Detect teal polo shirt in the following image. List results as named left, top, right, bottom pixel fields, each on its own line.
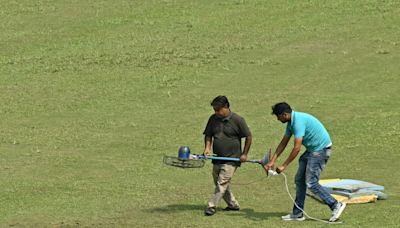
left=285, top=111, right=332, bottom=152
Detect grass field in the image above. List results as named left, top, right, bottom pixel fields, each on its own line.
left=1, top=0, right=399, bottom=227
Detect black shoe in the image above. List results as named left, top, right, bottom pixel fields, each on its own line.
left=223, top=206, right=240, bottom=211
left=205, top=207, right=216, bottom=216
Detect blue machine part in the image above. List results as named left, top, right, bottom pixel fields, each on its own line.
left=178, top=146, right=191, bottom=160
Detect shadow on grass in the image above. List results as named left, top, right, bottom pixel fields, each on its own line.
left=224, top=208, right=285, bottom=221
left=147, top=204, right=204, bottom=213
left=147, top=204, right=285, bottom=221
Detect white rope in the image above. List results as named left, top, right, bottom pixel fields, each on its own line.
left=278, top=172, right=343, bottom=224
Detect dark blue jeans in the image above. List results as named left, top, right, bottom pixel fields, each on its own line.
left=292, top=148, right=338, bottom=215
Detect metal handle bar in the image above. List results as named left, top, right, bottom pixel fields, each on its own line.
left=195, top=155, right=261, bottom=164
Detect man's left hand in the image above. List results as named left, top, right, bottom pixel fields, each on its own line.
left=240, top=154, right=247, bottom=162
left=276, top=165, right=286, bottom=174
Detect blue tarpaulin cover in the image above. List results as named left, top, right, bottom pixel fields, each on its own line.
left=322, top=179, right=384, bottom=193
left=307, top=179, right=387, bottom=203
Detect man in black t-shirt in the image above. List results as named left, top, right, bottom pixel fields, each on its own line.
left=203, top=96, right=252, bottom=216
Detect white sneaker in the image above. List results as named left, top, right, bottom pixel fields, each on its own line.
left=281, top=213, right=305, bottom=221
left=329, top=202, right=346, bottom=222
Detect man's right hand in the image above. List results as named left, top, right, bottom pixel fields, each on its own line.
left=263, top=161, right=275, bottom=172
left=203, top=148, right=211, bottom=156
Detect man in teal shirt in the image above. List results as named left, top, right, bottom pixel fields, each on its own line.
left=264, top=102, right=346, bottom=222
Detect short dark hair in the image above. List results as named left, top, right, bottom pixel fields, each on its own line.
left=211, top=95, right=230, bottom=109
left=271, top=102, right=292, bottom=116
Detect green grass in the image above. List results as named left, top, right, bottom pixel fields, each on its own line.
left=1, top=0, right=399, bottom=226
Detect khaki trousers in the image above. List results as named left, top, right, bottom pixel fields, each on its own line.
left=207, top=163, right=239, bottom=208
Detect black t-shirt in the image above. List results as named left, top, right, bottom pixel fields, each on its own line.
left=203, top=112, right=251, bottom=166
